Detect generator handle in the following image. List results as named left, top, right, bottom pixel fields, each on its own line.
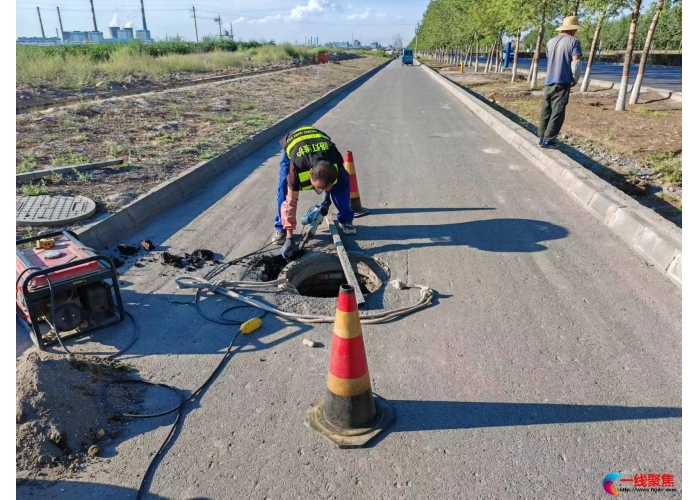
left=16, top=229, right=81, bottom=247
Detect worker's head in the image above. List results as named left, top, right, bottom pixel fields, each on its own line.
left=310, top=160, right=338, bottom=193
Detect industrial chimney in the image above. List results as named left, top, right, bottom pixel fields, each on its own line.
left=140, top=0, right=148, bottom=32
left=89, top=0, right=98, bottom=32
left=37, top=7, right=46, bottom=38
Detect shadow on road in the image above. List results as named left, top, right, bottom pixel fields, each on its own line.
left=368, top=207, right=495, bottom=215
left=356, top=218, right=568, bottom=254
left=16, top=480, right=174, bottom=500
left=368, top=398, right=681, bottom=446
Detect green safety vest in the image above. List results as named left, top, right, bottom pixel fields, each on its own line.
left=283, top=126, right=338, bottom=191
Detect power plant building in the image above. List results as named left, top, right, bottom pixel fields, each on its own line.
left=135, top=30, right=151, bottom=41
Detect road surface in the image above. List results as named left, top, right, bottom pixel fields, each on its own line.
left=509, top=57, right=680, bottom=92
left=17, top=59, right=681, bottom=499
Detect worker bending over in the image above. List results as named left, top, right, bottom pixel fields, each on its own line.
left=272, top=126, right=356, bottom=259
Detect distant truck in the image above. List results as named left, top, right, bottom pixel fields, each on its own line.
left=401, top=48, right=413, bottom=66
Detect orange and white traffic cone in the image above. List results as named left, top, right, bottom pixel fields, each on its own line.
left=305, top=284, right=393, bottom=448
left=345, top=151, right=370, bottom=217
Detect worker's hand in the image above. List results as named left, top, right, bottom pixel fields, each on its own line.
left=281, top=237, right=299, bottom=260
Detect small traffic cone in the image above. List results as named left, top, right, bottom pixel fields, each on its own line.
left=344, top=151, right=370, bottom=217
left=305, top=284, right=393, bottom=448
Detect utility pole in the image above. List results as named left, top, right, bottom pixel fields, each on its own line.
left=191, top=6, right=199, bottom=42
left=37, top=7, right=46, bottom=38
left=230, top=22, right=233, bottom=40
left=56, top=7, right=64, bottom=39
left=214, top=15, right=223, bottom=37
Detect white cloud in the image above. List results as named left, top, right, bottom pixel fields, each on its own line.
left=345, top=8, right=370, bottom=20
left=257, top=14, right=283, bottom=23
left=232, top=17, right=246, bottom=23
left=288, top=0, right=334, bottom=20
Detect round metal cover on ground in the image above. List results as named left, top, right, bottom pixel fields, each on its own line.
left=16, top=195, right=96, bottom=227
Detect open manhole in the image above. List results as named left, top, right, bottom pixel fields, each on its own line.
left=277, top=251, right=387, bottom=298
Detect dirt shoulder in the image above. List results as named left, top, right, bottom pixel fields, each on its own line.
left=16, top=56, right=384, bottom=237
left=424, top=60, right=682, bottom=227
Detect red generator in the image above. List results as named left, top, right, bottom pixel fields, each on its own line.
left=16, top=230, right=124, bottom=351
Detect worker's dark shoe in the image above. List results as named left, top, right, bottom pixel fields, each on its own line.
left=540, top=140, right=557, bottom=149
left=270, top=230, right=286, bottom=245
left=538, top=137, right=544, bottom=146
left=338, top=222, right=357, bottom=235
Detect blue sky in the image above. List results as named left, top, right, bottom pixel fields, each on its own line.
left=15, top=0, right=426, bottom=45
left=15, top=0, right=658, bottom=46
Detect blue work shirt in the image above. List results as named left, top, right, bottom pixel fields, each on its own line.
left=544, top=34, right=582, bottom=85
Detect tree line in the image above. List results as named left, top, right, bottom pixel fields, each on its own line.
left=410, top=0, right=681, bottom=110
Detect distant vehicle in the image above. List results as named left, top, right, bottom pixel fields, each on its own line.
left=402, top=48, right=413, bottom=66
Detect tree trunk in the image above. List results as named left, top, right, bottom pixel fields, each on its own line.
left=511, top=29, right=521, bottom=82
left=530, top=19, right=545, bottom=89
left=580, top=8, right=606, bottom=92
left=474, top=41, right=480, bottom=72
left=485, top=42, right=495, bottom=73
left=615, top=0, right=642, bottom=110
left=466, top=43, right=471, bottom=67
left=527, top=57, right=534, bottom=82
left=629, top=0, right=665, bottom=103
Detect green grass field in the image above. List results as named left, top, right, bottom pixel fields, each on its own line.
left=16, top=43, right=374, bottom=88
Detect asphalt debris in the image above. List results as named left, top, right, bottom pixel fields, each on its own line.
left=116, top=244, right=139, bottom=256
left=161, top=248, right=215, bottom=270
left=141, top=239, right=155, bottom=251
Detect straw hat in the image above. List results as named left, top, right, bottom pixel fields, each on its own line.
left=556, top=15, right=583, bottom=31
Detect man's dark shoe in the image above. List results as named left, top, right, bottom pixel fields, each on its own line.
left=540, top=140, right=557, bottom=149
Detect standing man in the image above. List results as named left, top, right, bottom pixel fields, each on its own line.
left=538, top=15, right=583, bottom=148
left=272, top=125, right=356, bottom=259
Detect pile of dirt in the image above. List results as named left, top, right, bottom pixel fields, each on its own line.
left=16, top=352, right=140, bottom=476
left=161, top=248, right=216, bottom=271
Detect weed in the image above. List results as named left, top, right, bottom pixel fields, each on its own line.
left=242, top=102, right=256, bottom=110
left=24, top=227, right=35, bottom=238
left=633, top=107, right=668, bottom=117
left=603, top=129, right=617, bottom=141
left=72, top=167, right=93, bottom=184
left=17, top=153, right=38, bottom=173
left=21, top=180, right=48, bottom=196
left=52, top=151, right=89, bottom=166
left=213, top=112, right=241, bottom=124
left=77, top=132, right=91, bottom=142
left=49, top=171, right=65, bottom=184
left=243, top=114, right=266, bottom=127
left=106, top=143, right=128, bottom=159
left=644, top=152, right=681, bottom=184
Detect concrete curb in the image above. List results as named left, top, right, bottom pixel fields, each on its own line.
left=76, top=58, right=392, bottom=250
left=17, top=159, right=124, bottom=182
left=514, top=67, right=681, bottom=102
left=421, top=63, right=682, bottom=289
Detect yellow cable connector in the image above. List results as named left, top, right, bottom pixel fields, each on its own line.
left=239, top=317, right=262, bottom=335
left=36, top=238, right=56, bottom=249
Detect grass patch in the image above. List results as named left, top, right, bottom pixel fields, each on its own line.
left=106, top=143, right=128, bottom=159
left=242, top=102, right=256, bottom=110
left=17, top=153, right=38, bottom=173
left=603, top=129, right=617, bottom=141
left=644, top=152, right=681, bottom=183
left=213, top=112, right=241, bottom=124
left=72, top=167, right=93, bottom=184
left=20, top=180, right=48, bottom=196
left=51, top=151, right=89, bottom=166
left=243, top=114, right=266, bottom=127
left=633, top=107, right=668, bottom=117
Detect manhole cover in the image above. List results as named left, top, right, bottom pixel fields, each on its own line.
left=278, top=251, right=387, bottom=298
left=16, top=195, right=96, bottom=227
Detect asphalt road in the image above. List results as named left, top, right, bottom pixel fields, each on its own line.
left=17, top=60, right=682, bottom=499
left=509, top=57, right=681, bottom=92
